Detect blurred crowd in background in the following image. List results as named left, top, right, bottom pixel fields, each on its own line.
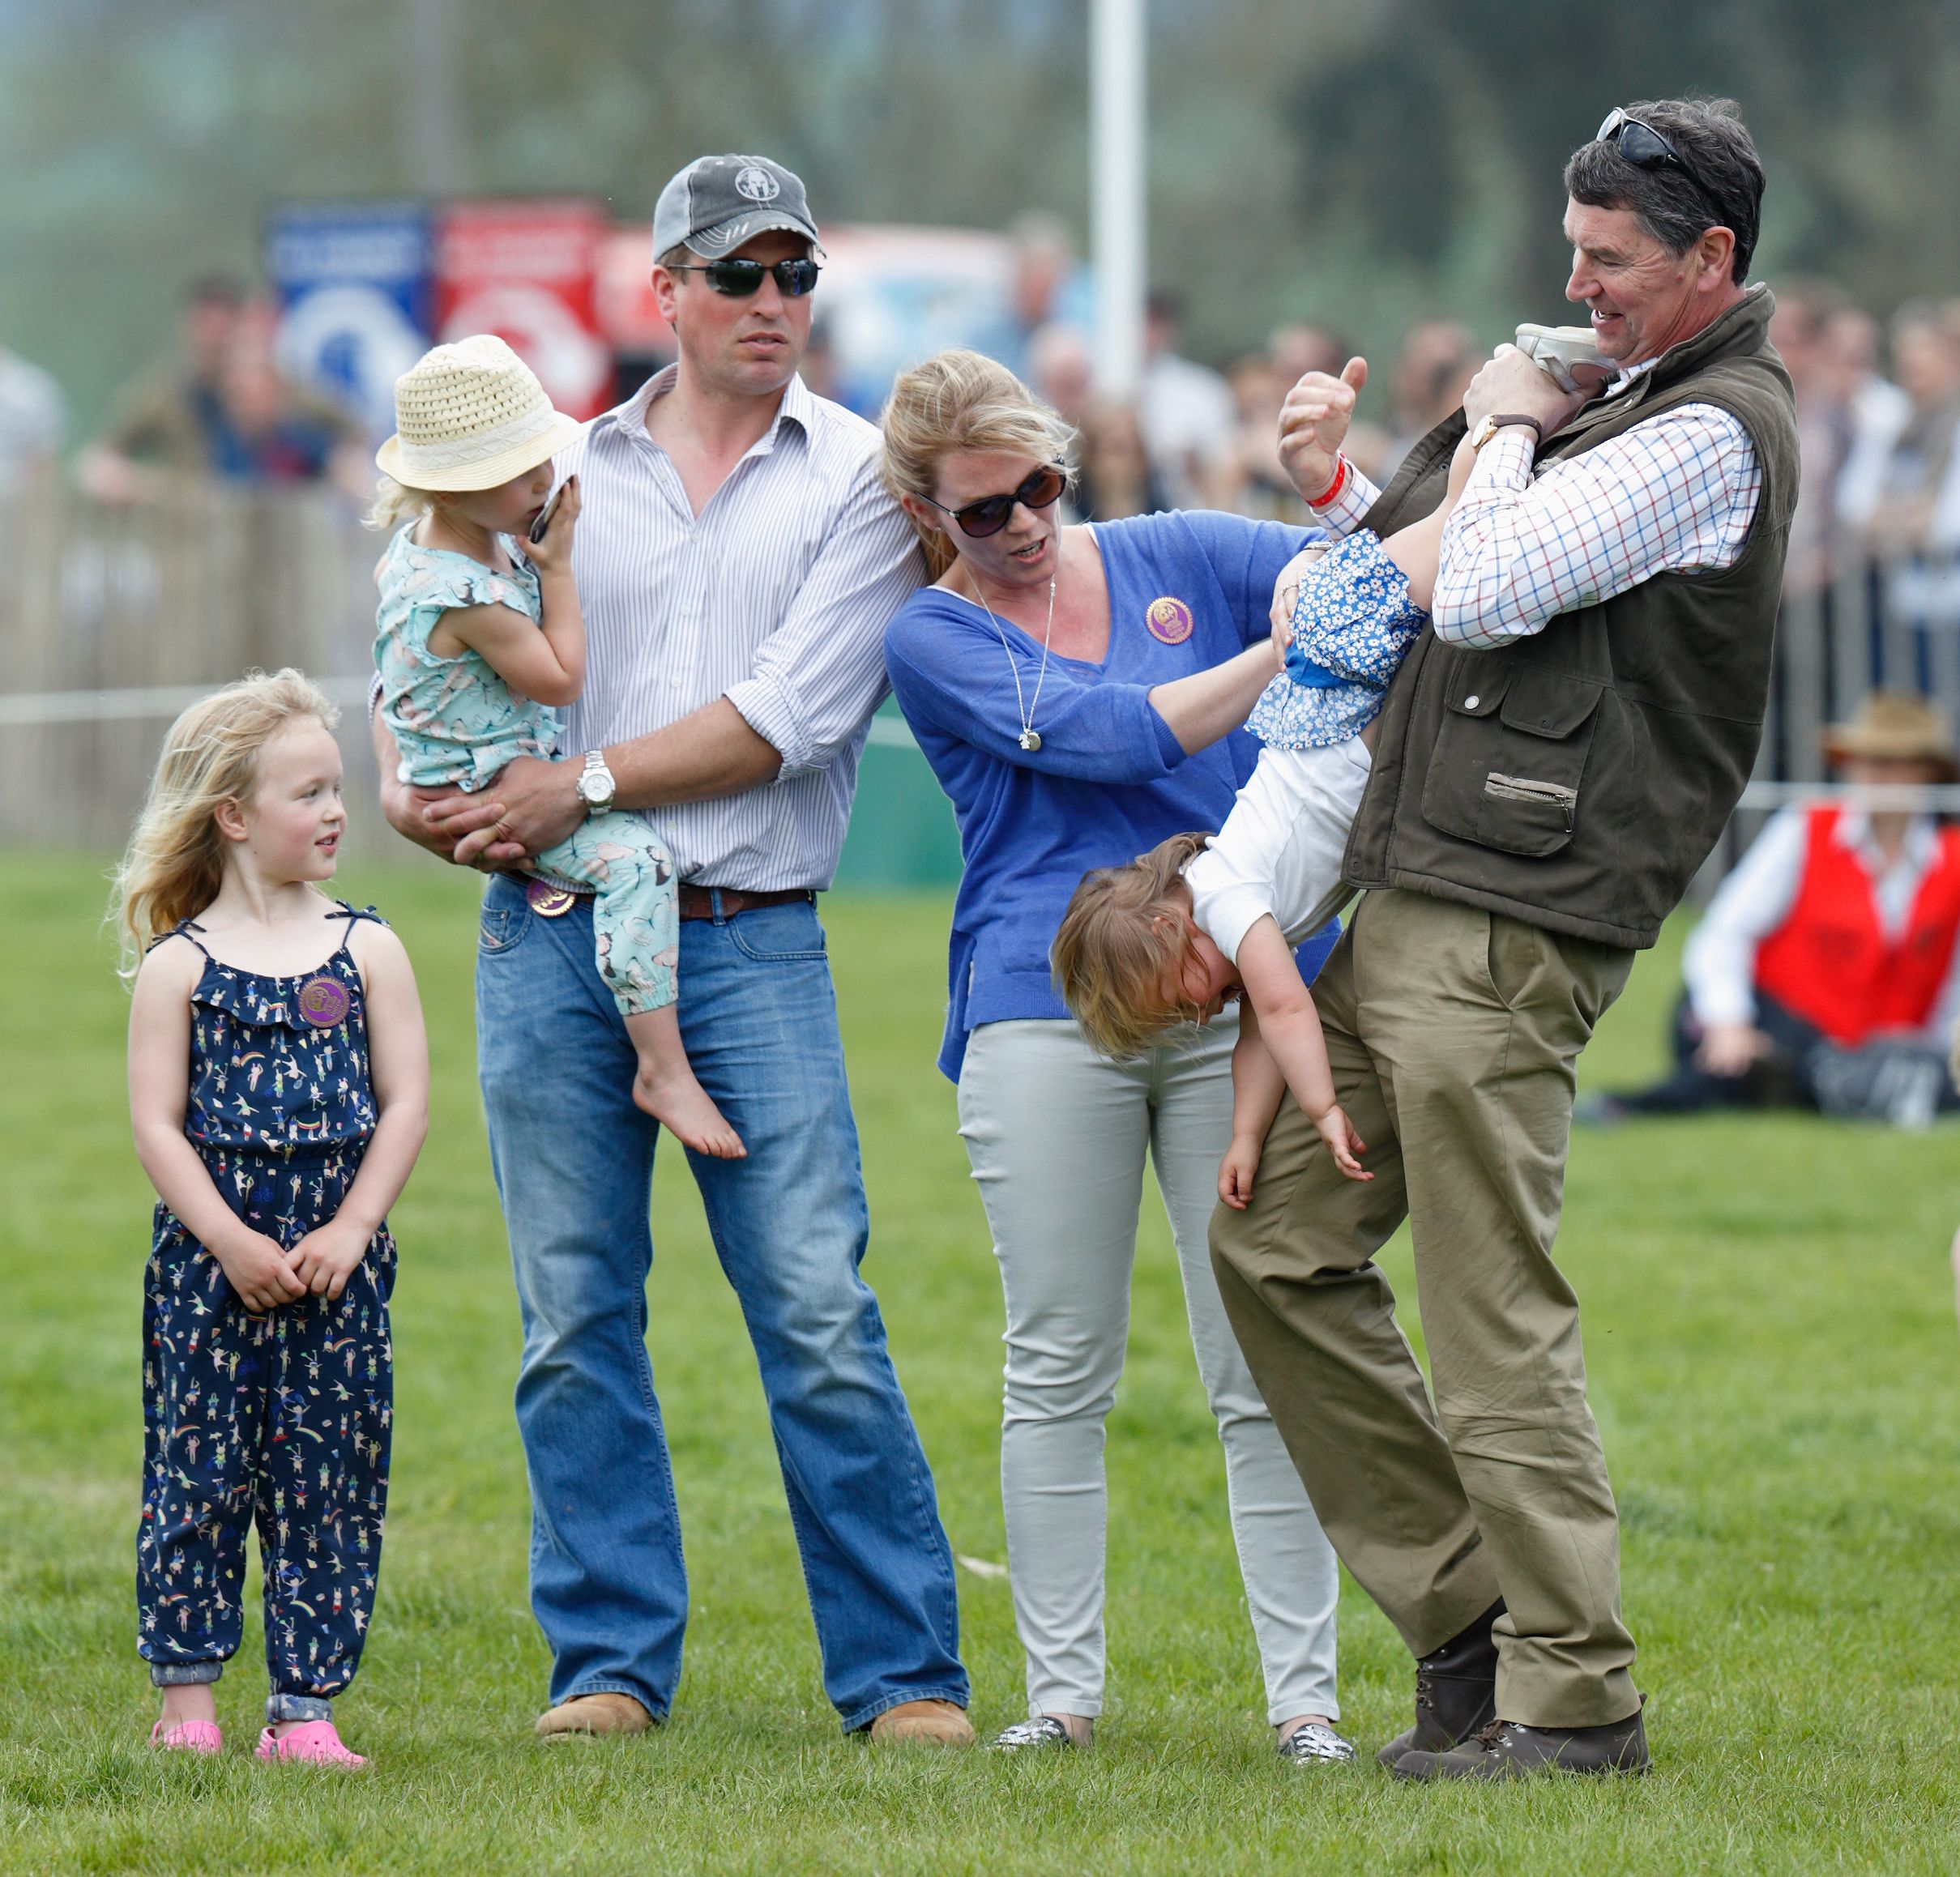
left=3, top=275, right=371, bottom=508
left=6, top=211, right=1960, bottom=633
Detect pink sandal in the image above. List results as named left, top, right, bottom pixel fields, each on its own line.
left=151, top=1717, right=223, bottom=1755
left=256, top=1720, right=367, bottom=1768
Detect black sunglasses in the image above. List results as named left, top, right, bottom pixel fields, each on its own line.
left=921, top=464, right=1069, bottom=540
left=1595, top=108, right=1721, bottom=211
left=668, top=257, right=822, bottom=298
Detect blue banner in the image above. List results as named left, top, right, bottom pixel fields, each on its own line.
left=267, top=201, right=433, bottom=438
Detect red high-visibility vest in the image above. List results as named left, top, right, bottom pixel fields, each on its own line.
left=1753, top=807, right=1960, bottom=1044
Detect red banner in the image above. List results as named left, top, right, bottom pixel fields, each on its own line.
left=434, top=198, right=612, bottom=420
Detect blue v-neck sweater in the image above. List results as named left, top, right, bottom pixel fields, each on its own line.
left=885, top=508, right=1339, bottom=1081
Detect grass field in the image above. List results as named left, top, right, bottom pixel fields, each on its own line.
left=4, top=847, right=1960, bottom=1874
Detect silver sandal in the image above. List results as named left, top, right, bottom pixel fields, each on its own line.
left=1278, top=1721, right=1356, bottom=1764
left=989, top=1717, right=1075, bottom=1751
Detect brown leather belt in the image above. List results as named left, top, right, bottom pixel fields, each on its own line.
left=677, top=885, right=816, bottom=922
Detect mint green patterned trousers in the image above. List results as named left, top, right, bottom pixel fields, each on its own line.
left=535, top=813, right=679, bottom=1017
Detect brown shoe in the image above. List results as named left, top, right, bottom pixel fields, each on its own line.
left=1393, top=1708, right=1650, bottom=1781
left=1375, top=1598, right=1504, bottom=1770
left=867, top=1700, right=976, bottom=1747
left=536, top=1691, right=655, bottom=1740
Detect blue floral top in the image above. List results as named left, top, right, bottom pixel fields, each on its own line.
left=374, top=525, right=556, bottom=792
left=1245, top=529, right=1427, bottom=751
left=162, top=904, right=385, bottom=1156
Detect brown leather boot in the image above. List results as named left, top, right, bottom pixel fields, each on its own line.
left=867, top=1700, right=976, bottom=1747
left=1394, top=1708, right=1651, bottom=1781
left=536, top=1691, right=655, bottom=1740
left=1375, top=1598, right=1504, bottom=1770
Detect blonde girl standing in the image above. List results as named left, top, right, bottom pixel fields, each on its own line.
left=119, top=671, right=427, bottom=1766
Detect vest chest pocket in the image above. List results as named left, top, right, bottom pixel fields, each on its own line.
left=1420, top=663, right=1605, bottom=857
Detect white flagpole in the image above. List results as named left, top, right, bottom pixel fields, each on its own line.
left=1091, top=0, right=1146, bottom=400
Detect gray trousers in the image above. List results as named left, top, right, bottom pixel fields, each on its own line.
left=958, top=1017, right=1341, bottom=1724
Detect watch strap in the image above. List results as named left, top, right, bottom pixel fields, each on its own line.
left=1485, top=413, right=1544, bottom=442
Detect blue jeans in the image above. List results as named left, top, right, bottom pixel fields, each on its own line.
left=475, top=874, right=967, bottom=1730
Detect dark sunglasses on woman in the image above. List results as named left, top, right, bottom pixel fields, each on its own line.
left=668, top=257, right=822, bottom=298
left=1595, top=108, right=1720, bottom=209
left=922, top=464, right=1070, bottom=540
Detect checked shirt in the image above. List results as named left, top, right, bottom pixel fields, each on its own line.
left=1313, top=365, right=1763, bottom=650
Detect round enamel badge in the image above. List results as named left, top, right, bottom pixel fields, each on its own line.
left=297, top=975, right=351, bottom=1028
left=526, top=878, right=578, bottom=918
left=1146, top=595, right=1194, bottom=644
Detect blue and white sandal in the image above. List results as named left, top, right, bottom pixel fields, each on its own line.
left=989, top=1717, right=1075, bottom=1751
left=1278, top=1721, right=1356, bottom=1765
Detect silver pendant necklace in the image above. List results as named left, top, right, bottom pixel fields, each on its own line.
left=971, top=570, right=1057, bottom=752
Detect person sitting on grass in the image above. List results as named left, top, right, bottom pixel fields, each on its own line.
left=117, top=670, right=429, bottom=1768
left=372, top=335, right=741, bottom=1156
left=1591, top=691, right=1960, bottom=1128
left=1053, top=439, right=1476, bottom=1201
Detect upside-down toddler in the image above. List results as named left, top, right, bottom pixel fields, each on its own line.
left=372, top=335, right=741, bottom=1157
left=1055, top=438, right=1475, bottom=1200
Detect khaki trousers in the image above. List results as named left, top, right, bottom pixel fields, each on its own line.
left=1209, top=889, right=1639, bottom=1730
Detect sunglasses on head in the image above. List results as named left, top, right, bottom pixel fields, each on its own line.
left=1595, top=108, right=1720, bottom=209
left=668, top=257, right=822, bottom=298
left=921, top=464, right=1069, bottom=540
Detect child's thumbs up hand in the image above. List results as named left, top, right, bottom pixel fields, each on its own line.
left=1278, top=356, right=1366, bottom=506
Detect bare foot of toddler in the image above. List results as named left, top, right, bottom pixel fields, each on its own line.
left=626, top=1005, right=745, bottom=1157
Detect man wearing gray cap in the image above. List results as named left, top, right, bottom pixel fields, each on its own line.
left=375, top=154, right=971, bottom=1745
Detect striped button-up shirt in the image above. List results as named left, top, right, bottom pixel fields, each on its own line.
left=1313, top=365, right=1761, bottom=651
left=554, top=366, right=923, bottom=890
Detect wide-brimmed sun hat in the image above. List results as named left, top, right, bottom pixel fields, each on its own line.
left=375, top=335, right=583, bottom=492
left=1823, top=689, right=1960, bottom=776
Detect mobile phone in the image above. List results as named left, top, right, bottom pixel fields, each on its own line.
left=528, top=483, right=566, bottom=545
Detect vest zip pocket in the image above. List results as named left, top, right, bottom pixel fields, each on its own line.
left=1419, top=655, right=1603, bottom=857
left=1484, top=773, right=1578, bottom=825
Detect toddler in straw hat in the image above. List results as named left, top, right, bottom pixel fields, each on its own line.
left=371, top=335, right=742, bottom=1156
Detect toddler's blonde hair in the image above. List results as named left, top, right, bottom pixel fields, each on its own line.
left=1052, top=832, right=1214, bottom=1060
left=880, top=348, right=1077, bottom=581
left=112, top=668, right=340, bottom=979
left=365, top=475, right=438, bottom=532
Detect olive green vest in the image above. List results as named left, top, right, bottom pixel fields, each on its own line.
left=1344, top=286, right=1799, bottom=949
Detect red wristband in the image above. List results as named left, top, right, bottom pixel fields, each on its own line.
left=1306, top=452, right=1349, bottom=510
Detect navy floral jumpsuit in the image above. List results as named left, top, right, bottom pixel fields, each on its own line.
left=137, top=905, right=396, bottom=1727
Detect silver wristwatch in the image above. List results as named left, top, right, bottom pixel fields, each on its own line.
left=576, top=749, right=617, bottom=817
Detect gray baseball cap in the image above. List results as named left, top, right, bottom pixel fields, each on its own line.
left=652, top=154, right=823, bottom=261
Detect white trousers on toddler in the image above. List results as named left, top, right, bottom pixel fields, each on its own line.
left=956, top=1014, right=1342, bottom=1725
left=1184, top=736, right=1373, bottom=963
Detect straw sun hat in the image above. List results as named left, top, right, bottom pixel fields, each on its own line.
left=374, top=335, right=582, bottom=492
left=1823, top=690, right=1960, bottom=777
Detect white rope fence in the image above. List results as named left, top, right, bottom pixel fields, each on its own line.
left=1736, top=782, right=1960, bottom=811
left=0, top=678, right=374, bottom=728
left=0, top=680, right=926, bottom=749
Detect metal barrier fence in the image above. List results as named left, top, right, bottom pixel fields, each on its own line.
left=2, top=484, right=1954, bottom=890
left=0, top=483, right=966, bottom=885
left=0, top=484, right=385, bottom=855
left=1700, top=556, right=1960, bottom=899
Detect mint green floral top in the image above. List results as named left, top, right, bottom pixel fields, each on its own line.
left=374, top=526, right=557, bottom=791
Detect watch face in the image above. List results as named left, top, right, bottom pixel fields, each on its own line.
left=579, top=773, right=609, bottom=803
